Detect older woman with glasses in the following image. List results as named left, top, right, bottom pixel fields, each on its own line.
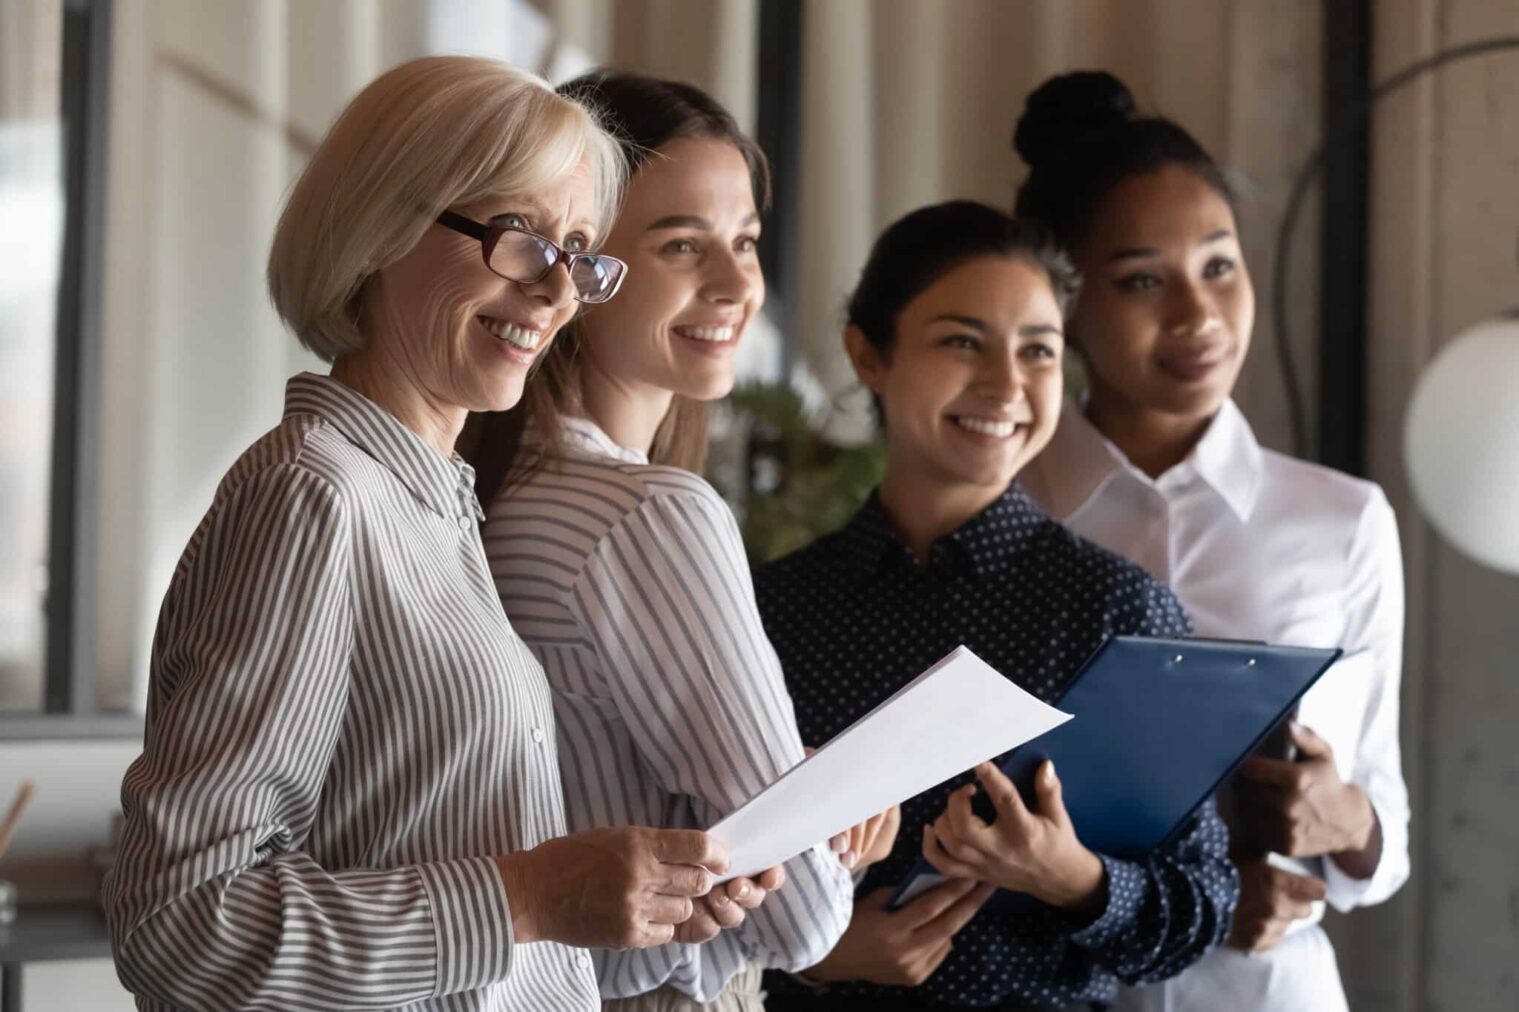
left=104, top=57, right=725, bottom=1012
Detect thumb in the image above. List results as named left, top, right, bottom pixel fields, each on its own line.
left=1283, top=870, right=1329, bottom=902
left=1290, top=722, right=1333, bottom=760
left=1034, top=760, right=1068, bottom=824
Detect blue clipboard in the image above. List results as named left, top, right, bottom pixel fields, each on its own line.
left=888, top=635, right=1341, bottom=910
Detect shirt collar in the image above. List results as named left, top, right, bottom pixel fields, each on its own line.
left=1187, top=398, right=1263, bottom=522
left=1022, top=401, right=1129, bottom=523
left=837, top=483, right=1051, bottom=582
left=283, top=372, right=483, bottom=521
left=555, top=415, right=650, bottom=465
left=1026, top=398, right=1263, bottom=523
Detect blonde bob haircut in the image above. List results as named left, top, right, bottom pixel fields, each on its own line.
left=268, top=56, right=625, bottom=362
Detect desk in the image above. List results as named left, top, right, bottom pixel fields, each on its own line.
left=0, top=904, right=113, bottom=1012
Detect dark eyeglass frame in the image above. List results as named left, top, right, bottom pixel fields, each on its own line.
left=436, top=209, right=627, bottom=304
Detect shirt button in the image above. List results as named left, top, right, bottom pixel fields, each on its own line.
left=531, top=727, right=546, bottom=744
left=575, top=953, right=591, bottom=970
left=457, top=515, right=472, bottom=531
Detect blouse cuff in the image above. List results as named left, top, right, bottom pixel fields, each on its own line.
left=1323, top=794, right=1405, bottom=912
left=1067, top=855, right=1147, bottom=948
left=416, top=857, right=517, bottom=996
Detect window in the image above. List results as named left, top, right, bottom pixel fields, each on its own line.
left=0, top=0, right=135, bottom=736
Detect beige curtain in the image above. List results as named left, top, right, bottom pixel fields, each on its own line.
left=794, top=0, right=1323, bottom=446
left=1361, top=2, right=1519, bottom=1010
left=0, top=0, right=63, bottom=711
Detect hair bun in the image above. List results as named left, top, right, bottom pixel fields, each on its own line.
left=1013, top=70, right=1135, bottom=167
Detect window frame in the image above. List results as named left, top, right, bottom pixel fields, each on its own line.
left=0, top=0, right=141, bottom=739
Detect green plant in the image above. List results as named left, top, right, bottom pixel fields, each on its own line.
left=711, top=382, right=885, bottom=564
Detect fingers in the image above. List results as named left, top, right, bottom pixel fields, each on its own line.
left=674, top=903, right=722, bottom=944
left=830, top=830, right=852, bottom=865
left=1275, top=867, right=1329, bottom=904
left=656, top=860, right=717, bottom=898
left=852, top=812, right=885, bottom=866
left=857, top=885, right=900, bottom=911
left=929, top=813, right=989, bottom=868
left=703, top=891, right=746, bottom=931
left=945, top=784, right=991, bottom=843
left=756, top=865, right=786, bottom=893
left=651, top=829, right=730, bottom=875
left=1289, top=722, right=1333, bottom=759
left=1236, top=756, right=1303, bottom=789
left=644, top=894, right=696, bottom=927
left=846, top=822, right=866, bottom=867
left=898, top=876, right=979, bottom=928
left=1032, top=760, right=1069, bottom=825
left=921, top=825, right=982, bottom=882
left=1230, top=911, right=1290, bottom=952
left=975, top=762, right=1035, bottom=830
left=914, top=936, right=955, bottom=983
left=723, top=875, right=769, bottom=911
left=639, top=922, right=676, bottom=948
left=916, top=881, right=995, bottom=940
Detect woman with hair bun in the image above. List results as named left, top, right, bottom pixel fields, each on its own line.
left=1016, top=70, right=1410, bottom=1012
left=755, top=200, right=1238, bottom=1012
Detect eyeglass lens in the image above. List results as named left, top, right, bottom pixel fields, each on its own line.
left=489, top=230, right=621, bottom=303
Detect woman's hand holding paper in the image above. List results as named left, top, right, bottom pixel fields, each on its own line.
left=672, top=865, right=786, bottom=942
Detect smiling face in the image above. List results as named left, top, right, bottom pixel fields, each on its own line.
left=850, top=255, right=1066, bottom=497
left=574, top=137, right=764, bottom=402
left=361, top=158, right=599, bottom=414
left=1067, top=164, right=1254, bottom=423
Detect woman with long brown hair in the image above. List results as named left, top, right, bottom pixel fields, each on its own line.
left=469, top=72, right=886, bottom=1010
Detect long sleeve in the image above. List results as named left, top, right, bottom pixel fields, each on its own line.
left=1067, top=800, right=1237, bottom=984
left=1323, top=487, right=1410, bottom=910
left=106, top=464, right=516, bottom=1011
left=1062, top=577, right=1239, bottom=983
left=568, top=487, right=853, bottom=1001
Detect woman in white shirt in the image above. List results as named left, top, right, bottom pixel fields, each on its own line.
left=466, top=71, right=882, bottom=1011
left=1012, top=71, right=1410, bottom=1012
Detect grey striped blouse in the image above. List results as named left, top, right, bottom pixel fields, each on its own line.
left=105, top=373, right=601, bottom=1011
left=482, top=416, right=854, bottom=1003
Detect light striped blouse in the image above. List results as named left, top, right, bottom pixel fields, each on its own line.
left=105, top=373, right=601, bottom=1012
left=482, top=416, right=854, bottom=1003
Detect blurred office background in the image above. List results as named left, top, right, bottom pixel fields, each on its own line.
left=1, top=1, right=1515, bottom=1007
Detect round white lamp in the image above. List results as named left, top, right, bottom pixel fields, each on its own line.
left=1404, top=312, right=1519, bottom=574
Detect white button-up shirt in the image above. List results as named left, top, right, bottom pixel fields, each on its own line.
left=1022, top=399, right=1410, bottom=1012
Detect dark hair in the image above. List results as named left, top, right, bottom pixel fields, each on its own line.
left=559, top=70, right=771, bottom=210
left=1012, top=71, right=1234, bottom=249
left=466, top=71, right=771, bottom=501
left=847, top=200, right=1079, bottom=361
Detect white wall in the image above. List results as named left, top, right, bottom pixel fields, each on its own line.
left=1350, top=2, right=1519, bottom=1008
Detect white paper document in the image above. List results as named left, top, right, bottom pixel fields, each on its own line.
left=709, top=645, right=1071, bottom=880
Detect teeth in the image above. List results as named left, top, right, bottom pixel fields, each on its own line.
left=677, top=325, right=736, bottom=343
left=954, top=416, right=1019, bottom=438
left=480, top=317, right=541, bottom=350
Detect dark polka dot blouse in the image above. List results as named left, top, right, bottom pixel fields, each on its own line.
left=754, top=484, right=1239, bottom=1009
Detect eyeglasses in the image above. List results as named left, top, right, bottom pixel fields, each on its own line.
left=436, top=209, right=627, bottom=304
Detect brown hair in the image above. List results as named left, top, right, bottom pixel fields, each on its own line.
left=466, top=70, right=771, bottom=504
